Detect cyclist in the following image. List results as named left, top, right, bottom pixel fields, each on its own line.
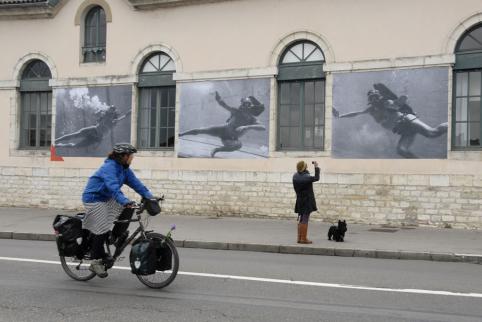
left=82, top=143, right=154, bottom=277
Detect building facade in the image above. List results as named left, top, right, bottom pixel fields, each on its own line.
left=0, top=0, right=482, bottom=228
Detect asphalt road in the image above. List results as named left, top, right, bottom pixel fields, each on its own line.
left=0, top=239, right=481, bottom=322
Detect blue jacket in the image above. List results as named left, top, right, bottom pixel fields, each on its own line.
left=82, top=158, right=153, bottom=206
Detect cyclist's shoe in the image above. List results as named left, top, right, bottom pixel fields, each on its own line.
left=114, top=231, right=129, bottom=248
left=103, top=255, right=115, bottom=270
left=89, top=259, right=108, bottom=278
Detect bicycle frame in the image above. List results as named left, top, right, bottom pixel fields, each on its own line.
left=110, top=208, right=148, bottom=259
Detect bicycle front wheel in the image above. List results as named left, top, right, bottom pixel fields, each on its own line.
left=136, top=233, right=179, bottom=289
left=60, top=255, right=96, bottom=281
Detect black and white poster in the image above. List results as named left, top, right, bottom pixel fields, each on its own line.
left=332, top=67, right=448, bottom=159
left=178, top=78, right=270, bottom=158
left=54, top=85, right=132, bottom=157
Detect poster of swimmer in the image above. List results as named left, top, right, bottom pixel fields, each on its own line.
left=332, top=67, right=448, bottom=159
left=54, top=85, right=132, bottom=157
left=178, top=78, right=270, bottom=158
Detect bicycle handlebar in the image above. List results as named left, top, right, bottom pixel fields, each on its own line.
left=126, top=195, right=164, bottom=209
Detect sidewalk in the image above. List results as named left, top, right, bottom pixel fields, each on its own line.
left=0, top=207, right=481, bottom=264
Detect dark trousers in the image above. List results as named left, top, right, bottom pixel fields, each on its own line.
left=90, top=233, right=108, bottom=259
left=90, top=208, right=134, bottom=260
left=112, top=207, right=135, bottom=238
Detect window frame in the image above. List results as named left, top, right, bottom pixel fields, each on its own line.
left=137, top=52, right=176, bottom=151
left=19, top=60, right=52, bottom=150
left=452, top=23, right=482, bottom=150
left=452, top=69, right=482, bottom=150
left=82, top=5, right=107, bottom=63
left=276, top=40, right=325, bottom=151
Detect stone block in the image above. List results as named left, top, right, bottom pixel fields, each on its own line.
left=406, top=175, right=429, bottom=186
left=429, top=175, right=450, bottom=187
left=364, top=174, right=391, bottom=185
left=266, top=172, right=281, bottom=183
left=450, top=175, right=473, bottom=187
left=391, top=175, right=407, bottom=185
left=49, top=168, right=65, bottom=177
left=64, top=169, right=80, bottom=178
left=2, top=167, right=15, bottom=176
left=338, top=174, right=364, bottom=185
left=151, top=170, right=169, bottom=180
left=246, top=171, right=268, bottom=182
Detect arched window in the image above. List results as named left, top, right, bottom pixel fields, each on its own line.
left=137, top=52, right=176, bottom=149
left=453, top=23, right=482, bottom=149
left=277, top=41, right=325, bottom=150
left=83, top=5, right=106, bottom=63
left=20, top=60, right=52, bottom=149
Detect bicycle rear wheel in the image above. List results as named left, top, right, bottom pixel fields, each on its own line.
left=60, top=255, right=96, bottom=281
left=136, top=233, right=179, bottom=289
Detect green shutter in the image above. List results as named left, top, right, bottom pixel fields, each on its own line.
left=20, top=79, right=50, bottom=92
left=454, top=52, right=482, bottom=70
left=138, top=73, right=175, bottom=87
left=277, top=63, right=324, bottom=81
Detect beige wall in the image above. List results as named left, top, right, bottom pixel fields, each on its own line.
left=0, top=0, right=482, bottom=227
left=0, top=0, right=480, bottom=79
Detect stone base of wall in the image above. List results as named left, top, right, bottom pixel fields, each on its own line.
left=0, top=168, right=481, bottom=229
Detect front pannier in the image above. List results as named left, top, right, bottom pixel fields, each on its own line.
left=153, top=238, right=172, bottom=271
left=129, top=238, right=157, bottom=275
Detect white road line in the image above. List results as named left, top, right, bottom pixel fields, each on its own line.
left=1, top=256, right=481, bottom=298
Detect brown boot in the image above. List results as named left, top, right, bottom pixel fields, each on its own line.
left=297, top=223, right=302, bottom=243
left=298, top=223, right=312, bottom=244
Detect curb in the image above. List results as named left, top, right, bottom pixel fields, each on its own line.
left=2, top=232, right=481, bottom=264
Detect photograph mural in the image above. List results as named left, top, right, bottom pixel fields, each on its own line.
left=54, top=85, right=132, bottom=157
left=178, top=78, right=270, bottom=158
left=332, top=67, right=448, bottom=159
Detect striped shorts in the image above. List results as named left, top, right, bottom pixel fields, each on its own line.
left=82, top=199, right=124, bottom=235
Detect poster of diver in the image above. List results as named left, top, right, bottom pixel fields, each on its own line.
left=178, top=78, right=270, bottom=158
left=54, top=85, right=132, bottom=157
left=332, top=67, right=448, bottom=159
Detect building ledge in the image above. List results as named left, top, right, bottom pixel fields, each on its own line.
left=127, top=0, right=234, bottom=10
left=0, top=0, right=64, bottom=20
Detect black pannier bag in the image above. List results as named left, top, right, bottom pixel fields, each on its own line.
left=153, top=238, right=172, bottom=271
left=143, top=198, right=161, bottom=216
left=53, top=214, right=84, bottom=258
left=129, top=238, right=157, bottom=275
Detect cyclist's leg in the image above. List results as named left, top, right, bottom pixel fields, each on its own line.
left=90, top=233, right=108, bottom=259
left=112, top=207, right=135, bottom=242
left=83, top=201, right=115, bottom=277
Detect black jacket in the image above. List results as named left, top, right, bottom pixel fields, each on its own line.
left=293, top=167, right=320, bottom=215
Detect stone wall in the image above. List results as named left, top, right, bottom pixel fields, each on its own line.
left=1, top=168, right=480, bottom=229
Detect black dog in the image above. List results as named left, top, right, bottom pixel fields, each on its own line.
left=328, top=220, right=347, bottom=242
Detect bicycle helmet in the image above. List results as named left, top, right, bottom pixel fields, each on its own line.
left=113, top=143, right=137, bottom=154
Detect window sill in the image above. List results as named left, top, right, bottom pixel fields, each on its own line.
left=448, top=150, right=482, bottom=161
left=451, top=147, right=482, bottom=151
left=79, top=61, right=107, bottom=67
left=11, top=148, right=50, bottom=158
left=271, top=150, right=330, bottom=158
left=136, top=149, right=175, bottom=158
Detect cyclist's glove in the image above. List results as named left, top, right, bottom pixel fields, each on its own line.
left=124, top=201, right=136, bottom=208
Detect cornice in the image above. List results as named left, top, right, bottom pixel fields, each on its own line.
left=127, top=0, right=234, bottom=10
left=0, top=0, right=65, bottom=20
